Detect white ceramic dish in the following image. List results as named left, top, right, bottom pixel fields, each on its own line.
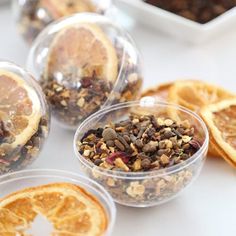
left=114, top=0, right=236, bottom=44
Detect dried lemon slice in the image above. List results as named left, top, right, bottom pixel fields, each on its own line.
left=40, top=0, right=96, bottom=19
left=168, top=80, right=235, bottom=157
left=0, top=70, right=41, bottom=151
left=200, top=98, right=236, bottom=167
left=0, top=183, right=108, bottom=236
left=168, top=80, right=234, bottom=112
left=142, top=80, right=236, bottom=157
left=141, top=82, right=173, bottom=101
left=45, top=23, right=118, bottom=83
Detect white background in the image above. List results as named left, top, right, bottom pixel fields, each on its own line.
left=0, top=3, right=236, bottom=236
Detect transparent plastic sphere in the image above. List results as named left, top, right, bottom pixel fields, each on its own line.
left=74, top=101, right=209, bottom=207
left=27, top=13, right=143, bottom=129
left=0, top=61, right=50, bottom=174
left=13, top=0, right=112, bottom=44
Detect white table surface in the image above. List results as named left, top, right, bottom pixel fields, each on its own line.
left=1, top=4, right=236, bottom=236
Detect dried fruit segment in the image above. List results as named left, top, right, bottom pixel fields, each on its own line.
left=141, top=82, right=173, bottom=101
left=40, top=0, right=96, bottom=19
left=0, top=70, right=41, bottom=151
left=0, top=69, right=50, bottom=174
left=0, top=183, right=108, bottom=236
left=0, top=208, right=27, bottom=232
left=42, top=23, right=120, bottom=127
left=45, top=23, right=118, bottom=83
left=200, top=98, right=236, bottom=167
left=168, top=80, right=234, bottom=112
left=142, top=80, right=236, bottom=157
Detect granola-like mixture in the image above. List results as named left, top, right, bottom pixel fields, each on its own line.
left=0, top=116, right=49, bottom=174
left=41, top=49, right=142, bottom=128
left=17, top=0, right=103, bottom=43
left=78, top=114, right=201, bottom=172
left=145, top=0, right=236, bottom=23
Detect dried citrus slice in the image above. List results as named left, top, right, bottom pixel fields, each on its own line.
left=168, top=80, right=235, bottom=112
left=0, top=183, right=108, bottom=236
left=0, top=70, right=41, bottom=151
left=141, top=82, right=173, bottom=101
left=45, top=23, right=118, bottom=84
left=40, top=0, right=96, bottom=19
left=200, top=98, right=236, bottom=167
left=167, top=80, right=235, bottom=157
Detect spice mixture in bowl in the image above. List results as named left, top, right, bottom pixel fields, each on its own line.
left=13, top=0, right=112, bottom=44
left=0, top=61, right=49, bottom=174
left=27, top=13, right=143, bottom=129
left=145, top=0, right=236, bottom=24
left=74, top=100, right=209, bottom=207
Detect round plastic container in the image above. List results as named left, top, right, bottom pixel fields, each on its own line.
left=0, top=61, right=50, bottom=174
left=27, top=13, right=143, bottom=129
left=13, top=0, right=112, bottom=44
left=74, top=100, right=209, bottom=207
left=0, top=169, right=116, bottom=235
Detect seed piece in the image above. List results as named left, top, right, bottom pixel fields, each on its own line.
left=114, top=158, right=129, bottom=171
left=133, top=159, right=142, bottom=171
left=94, top=159, right=103, bottom=166
left=182, top=135, right=192, bottom=143
left=142, top=141, right=158, bottom=153
left=102, top=128, right=117, bottom=141
left=132, top=118, right=139, bottom=124
left=114, top=139, right=125, bottom=151
left=141, top=158, right=151, bottom=170
left=160, top=154, right=170, bottom=165
left=164, top=119, right=174, bottom=126
left=126, top=182, right=145, bottom=197
left=189, top=138, right=201, bottom=150
left=83, top=150, right=90, bottom=157
left=106, top=140, right=115, bottom=147
left=165, top=139, right=173, bottom=149
left=77, top=97, right=85, bottom=107
left=180, top=120, right=190, bottom=129
left=60, top=100, right=67, bottom=106
left=157, top=118, right=164, bottom=126
left=135, top=139, right=143, bottom=148
left=107, top=178, right=116, bottom=187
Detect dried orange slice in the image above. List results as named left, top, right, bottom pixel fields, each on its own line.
left=141, top=82, right=173, bottom=101
left=168, top=80, right=235, bottom=112
left=168, top=80, right=235, bottom=157
left=0, top=70, right=41, bottom=151
left=142, top=80, right=236, bottom=157
left=0, top=183, right=108, bottom=236
left=45, top=23, right=118, bottom=83
left=40, top=0, right=96, bottom=19
left=200, top=98, right=236, bottom=167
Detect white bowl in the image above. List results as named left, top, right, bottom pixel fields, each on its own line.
left=114, top=0, right=236, bottom=44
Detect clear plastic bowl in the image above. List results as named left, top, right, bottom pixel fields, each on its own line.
left=74, top=100, right=209, bottom=207
left=13, top=0, right=112, bottom=44
left=0, top=61, right=50, bottom=174
left=27, top=13, right=143, bottom=129
left=0, top=169, right=116, bottom=235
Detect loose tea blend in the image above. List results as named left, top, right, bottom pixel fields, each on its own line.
left=15, top=0, right=108, bottom=43
left=0, top=67, right=49, bottom=174
left=31, top=17, right=143, bottom=129
left=76, top=112, right=205, bottom=206
left=78, top=114, right=201, bottom=172
left=145, top=0, right=236, bottom=23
